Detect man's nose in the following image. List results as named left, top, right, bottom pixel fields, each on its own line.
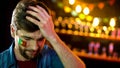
left=30, top=40, right=39, bottom=50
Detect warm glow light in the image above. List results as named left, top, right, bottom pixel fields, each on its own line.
left=92, top=17, right=100, bottom=27
left=58, top=16, right=63, bottom=22
left=108, top=26, right=115, bottom=31
left=57, top=2, right=63, bottom=8
left=90, top=27, right=94, bottom=32
left=79, top=13, right=85, bottom=20
left=75, top=5, right=82, bottom=13
left=68, top=24, right=72, bottom=29
left=69, top=0, right=75, bottom=5
left=86, top=22, right=91, bottom=26
left=75, top=18, right=81, bottom=24
left=103, top=18, right=109, bottom=23
left=109, top=18, right=116, bottom=27
left=97, top=29, right=101, bottom=34
left=71, top=10, right=77, bottom=17
left=83, top=7, right=90, bottom=15
left=103, top=26, right=107, bottom=31
left=64, top=6, right=71, bottom=13
left=86, top=15, right=93, bottom=21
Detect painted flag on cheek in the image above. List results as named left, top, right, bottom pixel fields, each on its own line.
left=18, top=38, right=27, bottom=47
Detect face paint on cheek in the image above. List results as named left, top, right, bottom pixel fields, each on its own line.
left=18, top=38, right=27, bottom=47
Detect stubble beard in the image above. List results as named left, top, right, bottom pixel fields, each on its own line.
left=19, top=46, right=41, bottom=60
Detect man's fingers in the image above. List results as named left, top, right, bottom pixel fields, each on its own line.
left=26, top=16, right=40, bottom=25
left=26, top=10, right=41, bottom=21
left=36, top=5, right=50, bottom=17
left=28, top=6, right=48, bottom=19
left=28, top=6, right=40, bottom=13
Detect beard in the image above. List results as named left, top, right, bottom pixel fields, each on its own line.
left=19, top=46, right=41, bottom=60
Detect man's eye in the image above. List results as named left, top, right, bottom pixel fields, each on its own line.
left=24, top=38, right=31, bottom=40
left=38, top=37, right=44, bottom=41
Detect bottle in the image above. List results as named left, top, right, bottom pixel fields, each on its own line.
left=94, top=42, right=100, bottom=56
left=108, top=42, right=114, bottom=57
left=101, top=46, right=107, bottom=58
left=88, top=41, right=95, bottom=55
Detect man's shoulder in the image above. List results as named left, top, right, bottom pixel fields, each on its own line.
left=0, top=49, right=10, bottom=67
left=42, top=45, right=61, bottom=61
left=0, top=49, right=10, bottom=60
left=40, top=45, right=64, bottom=68
left=43, top=46, right=64, bottom=68
left=0, top=49, right=10, bottom=57
left=42, top=45, right=57, bottom=56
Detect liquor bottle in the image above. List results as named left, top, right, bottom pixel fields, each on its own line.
left=108, top=42, right=114, bottom=57
left=88, top=41, right=95, bottom=55
left=94, top=42, right=100, bottom=56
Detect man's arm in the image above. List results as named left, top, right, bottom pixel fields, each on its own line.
left=48, top=33, right=86, bottom=68
left=26, top=5, right=86, bottom=68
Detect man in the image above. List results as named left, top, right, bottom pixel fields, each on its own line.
left=0, top=0, right=85, bottom=68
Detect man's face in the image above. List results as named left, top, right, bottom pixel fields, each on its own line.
left=15, top=29, right=45, bottom=60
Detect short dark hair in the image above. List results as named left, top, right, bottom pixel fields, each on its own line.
left=11, top=0, right=49, bottom=32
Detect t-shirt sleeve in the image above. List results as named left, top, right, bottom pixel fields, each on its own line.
left=50, top=50, right=64, bottom=68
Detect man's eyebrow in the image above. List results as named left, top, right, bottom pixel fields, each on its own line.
left=21, top=36, right=33, bottom=39
left=21, top=36, right=44, bottom=40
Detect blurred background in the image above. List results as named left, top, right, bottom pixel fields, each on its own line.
left=0, top=0, right=120, bottom=68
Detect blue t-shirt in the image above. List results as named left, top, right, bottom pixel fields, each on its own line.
left=0, top=42, right=64, bottom=68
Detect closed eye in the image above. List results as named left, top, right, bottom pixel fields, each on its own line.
left=21, top=36, right=44, bottom=41
left=37, top=37, right=44, bottom=41
left=21, top=36, right=33, bottom=40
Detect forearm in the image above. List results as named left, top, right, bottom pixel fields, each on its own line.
left=48, top=33, right=86, bottom=68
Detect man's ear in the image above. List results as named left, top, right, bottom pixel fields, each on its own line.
left=10, top=24, right=15, bottom=38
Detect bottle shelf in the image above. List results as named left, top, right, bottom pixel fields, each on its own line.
left=55, top=28, right=120, bottom=41
left=55, top=28, right=120, bottom=62
left=73, top=50, right=120, bottom=63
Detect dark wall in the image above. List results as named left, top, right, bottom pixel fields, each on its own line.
left=0, top=0, right=19, bottom=52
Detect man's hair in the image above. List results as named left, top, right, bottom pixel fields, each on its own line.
left=11, top=0, right=50, bottom=32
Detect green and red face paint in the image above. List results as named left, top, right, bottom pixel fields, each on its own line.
left=18, top=38, right=27, bottom=47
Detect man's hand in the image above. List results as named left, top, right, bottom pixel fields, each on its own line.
left=26, top=5, right=56, bottom=41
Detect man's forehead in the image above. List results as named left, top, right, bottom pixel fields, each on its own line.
left=17, top=30, right=42, bottom=39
